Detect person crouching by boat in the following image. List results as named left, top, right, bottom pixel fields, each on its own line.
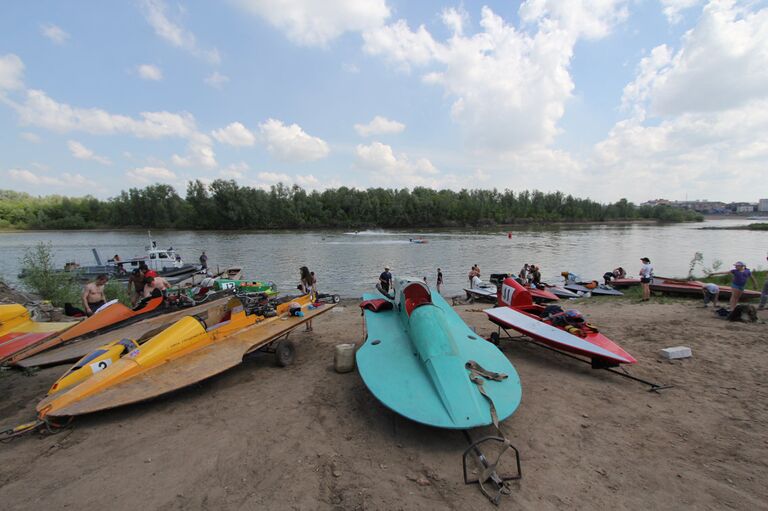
left=299, top=266, right=315, bottom=332
left=702, top=283, right=720, bottom=308
left=639, top=258, right=654, bottom=301
left=127, top=269, right=145, bottom=306
left=143, top=272, right=170, bottom=298
left=710, top=262, right=758, bottom=310
left=83, top=274, right=109, bottom=316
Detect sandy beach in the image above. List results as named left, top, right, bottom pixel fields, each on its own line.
left=0, top=297, right=766, bottom=510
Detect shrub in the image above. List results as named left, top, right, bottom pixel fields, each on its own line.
left=19, top=242, right=80, bottom=306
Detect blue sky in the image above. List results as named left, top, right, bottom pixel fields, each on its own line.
left=1, top=0, right=767, bottom=203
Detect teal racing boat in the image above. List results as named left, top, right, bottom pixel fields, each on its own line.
left=357, top=277, right=522, bottom=429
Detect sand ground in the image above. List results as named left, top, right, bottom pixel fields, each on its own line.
left=0, top=297, right=766, bottom=510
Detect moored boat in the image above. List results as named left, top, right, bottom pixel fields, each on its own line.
left=358, top=276, right=521, bottom=429
left=486, top=277, right=635, bottom=367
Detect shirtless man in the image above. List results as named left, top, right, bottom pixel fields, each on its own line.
left=143, top=275, right=170, bottom=298
left=82, top=274, right=109, bottom=316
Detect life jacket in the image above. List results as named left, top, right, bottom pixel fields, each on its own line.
left=359, top=299, right=394, bottom=313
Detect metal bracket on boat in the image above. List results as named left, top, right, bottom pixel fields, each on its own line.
left=462, top=432, right=521, bottom=506
left=493, top=326, right=673, bottom=393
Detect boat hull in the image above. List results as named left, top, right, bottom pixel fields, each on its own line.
left=358, top=282, right=521, bottom=429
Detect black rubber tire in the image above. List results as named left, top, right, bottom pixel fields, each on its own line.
left=275, top=340, right=296, bottom=367
left=489, top=332, right=500, bottom=345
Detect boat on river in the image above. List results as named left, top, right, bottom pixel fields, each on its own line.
left=21, top=235, right=199, bottom=283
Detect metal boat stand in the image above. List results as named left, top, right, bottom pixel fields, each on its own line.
left=490, top=326, right=673, bottom=393
left=462, top=430, right=522, bottom=505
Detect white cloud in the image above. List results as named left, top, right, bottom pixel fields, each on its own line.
left=126, top=166, right=177, bottom=184
left=257, top=171, right=292, bottom=183
left=5, top=89, right=198, bottom=138
left=67, top=140, right=112, bottom=165
left=660, top=0, right=703, bottom=23
left=140, top=0, right=220, bottom=64
left=259, top=119, right=330, bottom=162
left=593, top=0, right=768, bottom=201
left=0, top=54, right=24, bottom=91
left=204, top=71, right=229, bottom=88
left=356, top=142, right=440, bottom=187
left=519, top=0, right=629, bottom=40
left=624, top=1, right=768, bottom=117
left=20, top=132, right=40, bottom=143
left=354, top=116, right=405, bottom=137
left=171, top=133, right=217, bottom=168
left=363, top=4, right=629, bottom=152
left=233, top=0, right=390, bottom=46
left=211, top=122, right=256, bottom=146
left=472, top=169, right=490, bottom=182
left=8, top=168, right=95, bottom=188
left=296, top=174, right=319, bottom=187
left=137, top=64, right=163, bottom=81
left=220, top=162, right=250, bottom=179
left=40, top=23, right=70, bottom=45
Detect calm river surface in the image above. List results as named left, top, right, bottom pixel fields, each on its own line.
left=0, top=219, right=765, bottom=297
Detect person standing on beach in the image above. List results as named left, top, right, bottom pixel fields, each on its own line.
left=711, top=262, right=758, bottom=310
left=199, top=251, right=208, bottom=271
left=436, top=268, right=444, bottom=293
left=299, top=266, right=315, bottom=331
left=639, top=257, right=654, bottom=301
left=82, top=274, right=109, bottom=316
left=379, top=267, right=393, bottom=293
left=127, top=269, right=144, bottom=306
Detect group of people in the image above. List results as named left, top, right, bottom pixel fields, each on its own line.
left=704, top=260, right=762, bottom=311
left=126, top=263, right=171, bottom=306
left=378, top=266, right=445, bottom=294
left=518, top=264, right=542, bottom=288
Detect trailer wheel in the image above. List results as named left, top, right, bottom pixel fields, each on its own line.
left=275, top=340, right=296, bottom=367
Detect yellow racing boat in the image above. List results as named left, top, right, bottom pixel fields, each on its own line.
left=37, top=293, right=335, bottom=419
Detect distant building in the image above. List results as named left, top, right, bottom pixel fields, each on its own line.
left=676, top=200, right=727, bottom=213
left=728, top=202, right=756, bottom=213
left=759, top=199, right=768, bottom=212
left=640, top=199, right=673, bottom=207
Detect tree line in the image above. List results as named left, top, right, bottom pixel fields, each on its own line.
left=0, top=181, right=702, bottom=230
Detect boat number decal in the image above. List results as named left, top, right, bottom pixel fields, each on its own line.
left=127, top=349, right=140, bottom=358
left=221, top=282, right=236, bottom=290
left=89, top=359, right=112, bottom=373
left=501, top=284, right=514, bottom=304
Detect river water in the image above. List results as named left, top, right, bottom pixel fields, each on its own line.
left=1, top=219, right=765, bottom=297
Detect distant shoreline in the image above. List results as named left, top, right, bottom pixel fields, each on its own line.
left=0, top=218, right=685, bottom=234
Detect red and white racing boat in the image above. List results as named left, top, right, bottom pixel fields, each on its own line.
left=485, top=277, right=636, bottom=367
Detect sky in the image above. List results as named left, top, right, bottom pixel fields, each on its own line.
left=1, top=0, right=767, bottom=203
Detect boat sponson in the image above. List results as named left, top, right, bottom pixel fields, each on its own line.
left=37, top=303, right=335, bottom=418
left=357, top=291, right=521, bottom=429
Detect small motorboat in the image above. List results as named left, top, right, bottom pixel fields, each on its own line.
left=0, top=304, right=80, bottom=363
left=15, top=297, right=233, bottom=369
left=2, top=296, right=166, bottom=365
left=488, top=273, right=560, bottom=302
left=650, top=277, right=760, bottom=301
left=409, top=238, right=428, bottom=244
left=359, top=276, right=521, bottom=429
left=610, top=278, right=641, bottom=288
left=486, top=277, right=635, bottom=367
left=563, top=280, right=623, bottom=297
left=37, top=293, right=336, bottom=418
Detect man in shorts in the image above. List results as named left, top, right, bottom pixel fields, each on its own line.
left=379, top=267, right=392, bottom=293
left=82, top=274, right=109, bottom=316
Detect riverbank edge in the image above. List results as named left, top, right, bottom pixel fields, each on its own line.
left=0, top=218, right=698, bottom=234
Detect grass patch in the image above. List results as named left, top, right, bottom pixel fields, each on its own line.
left=700, top=223, right=768, bottom=231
